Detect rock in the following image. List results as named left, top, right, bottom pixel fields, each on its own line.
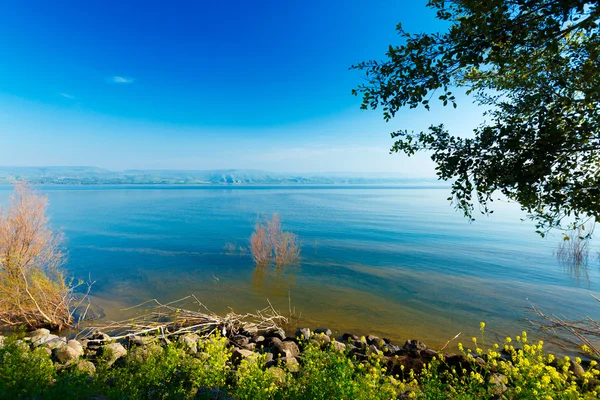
left=367, top=335, right=385, bottom=349
left=314, top=328, right=332, bottom=337
left=368, top=344, right=381, bottom=355
left=295, top=328, right=311, bottom=340
left=46, top=337, right=67, bottom=350
left=103, top=343, right=127, bottom=366
left=444, top=354, right=470, bottom=371
left=264, top=352, right=274, bottom=366
left=244, top=343, right=256, bottom=351
left=55, top=345, right=79, bottom=364
left=75, top=360, right=96, bottom=376
left=402, top=339, right=427, bottom=355
left=420, top=348, right=438, bottom=361
left=283, top=356, right=300, bottom=372
left=382, top=343, right=401, bottom=354
left=179, top=333, right=200, bottom=354
left=130, top=344, right=163, bottom=364
left=231, top=348, right=257, bottom=365
left=273, top=340, right=300, bottom=358
left=30, top=328, right=50, bottom=340
left=488, top=374, right=508, bottom=396
left=342, top=333, right=359, bottom=342
left=0, top=335, right=4, bottom=348
left=242, top=323, right=258, bottom=335
left=264, top=328, right=286, bottom=341
left=129, top=335, right=157, bottom=346
left=31, top=332, right=60, bottom=347
left=251, top=335, right=265, bottom=344
left=570, top=360, right=586, bottom=378
left=331, top=340, right=346, bottom=352
left=267, top=366, right=287, bottom=384
left=68, top=339, right=84, bottom=353
left=385, top=355, right=426, bottom=375
left=231, top=335, right=250, bottom=347
left=312, top=333, right=331, bottom=347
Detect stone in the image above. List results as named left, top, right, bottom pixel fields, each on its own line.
left=0, top=335, right=4, bottom=348
left=244, top=343, right=256, bottom=351
left=75, top=360, right=96, bottom=376
left=295, top=328, right=311, bottom=340
left=368, top=344, right=381, bottom=355
left=570, top=360, right=586, bottom=378
left=314, top=328, right=332, bottom=337
left=488, top=374, right=508, bottom=396
left=420, top=348, right=438, bottom=361
left=385, top=355, right=426, bottom=375
left=444, top=354, right=470, bottom=370
left=283, top=356, right=300, bottom=372
left=312, top=333, right=331, bottom=347
left=264, top=352, right=275, bottom=366
left=178, top=333, right=200, bottom=354
left=103, top=343, right=127, bottom=366
left=382, top=343, right=401, bottom=354
left=30, top=328, right=51, bottom=340
left=231, top=335, right=250, bottom=347
left=31, top=332, right=60, bottom=347
left=251, top=335, right=265, bottom=344
left=264, top=328, right=286, bottom=341
left=46, top=337, right=67, bottom=350
left=242, top=323, right=259, bottom=335
left=129, top=335, right=157, bottom=346
left=273, top=340, right=300, bottom=359
left=367, top=335, right=385, bottom=349
left=331, top=340, right=346, bottom=352
left=267, top=366, right=287, bottom=384
left=231, top=348, right=257, bottom=365
left=54, top=339, right=84, bottom=364
left=342, top=333, right=359, bottom=342
left=402, top=339, right=427, bottom=355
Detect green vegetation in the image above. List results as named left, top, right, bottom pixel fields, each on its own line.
left=352, top=0, right=600, bottom=234
left=1, top=329, right=599, bottom=400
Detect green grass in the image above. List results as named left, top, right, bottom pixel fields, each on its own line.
left=0, top=331, right=598, bottom=400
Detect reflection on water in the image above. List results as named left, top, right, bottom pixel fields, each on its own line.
left=0, top=185, right=599, bottom=350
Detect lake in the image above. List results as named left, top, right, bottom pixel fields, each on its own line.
left=1, top=185, right=599, bottom=348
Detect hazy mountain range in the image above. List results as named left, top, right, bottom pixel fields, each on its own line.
left=0, top=166, right=440, bottom=185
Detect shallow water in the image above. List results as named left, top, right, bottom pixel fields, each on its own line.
left=1, top=185, right=599, bottom=348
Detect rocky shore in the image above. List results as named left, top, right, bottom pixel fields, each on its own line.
left=2, top=324, right=598, bottom=398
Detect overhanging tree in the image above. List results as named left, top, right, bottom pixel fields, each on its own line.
left=352, top=0, right=600, bottom=235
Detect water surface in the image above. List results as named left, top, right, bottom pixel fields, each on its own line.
left=1, top=185, right=598, bottom=347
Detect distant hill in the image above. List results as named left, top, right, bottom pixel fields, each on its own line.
left=0, top=167, right=440, bottom=186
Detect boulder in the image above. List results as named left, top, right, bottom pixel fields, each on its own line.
left=55, top=345, right=81, bottom=364
left=367, top=335, right=385, bottom=349
left=314, top=328, right=332, bottom=337
left=295, top=328, right=311, bottom=340
left=251, top=335, right=265, bottom=344
left=129, top=335, right=157, bottom=347
left=368, top=344, right=382, bottom=356
left=103, top=343, right=127, bottom=366
left=267, top=366, right=287, bottom=384
left=46, top=337, right=67, bottom=350
left=382, top=343, right=401, bottom=355
left=570, top=360, right=585, bottom=378
left=402, top=339, right=426, bottom=356
left=75, top=360, right=96, bottom=376
left=231, top=348, right=257, bottom=365
left=244, top=343, right=256, bottom=351
left=273, top=340, right=300, bottom=359
left=264, top=328, right=286, bottom=341
left=331, top=340, right=346, bottom=352
left=231, top=335, right=250, bottom=347
left=31, top=332, right=61, bottom=347
left=488, top=374, right=508, bottom=396
left=342, top=333, right=359, bottom=342
left=242, top=323, right=258, bottom=335
left=312, top=333, right=331, bottom=347
left=385, top=355, right=425, bottom=375
left=283, top=356, right=300, bottom=372
left=178, top=333, right=200, bottom=354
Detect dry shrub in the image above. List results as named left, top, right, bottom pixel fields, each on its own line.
left=556, top=225, right=592, bottom=268
left=250, top=213, right=300, bottom=267
left=0, top=182, right=76, bottom=329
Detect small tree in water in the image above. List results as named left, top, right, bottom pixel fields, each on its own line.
left=0, top=183, right=75, bottom=329
left=250, top=214, right=300, bottom=267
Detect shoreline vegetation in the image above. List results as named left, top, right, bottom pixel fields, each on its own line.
left=1, top=319, right=600, bottom=399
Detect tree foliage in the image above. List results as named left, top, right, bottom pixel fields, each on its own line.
left=352, top=0, right=600, bottom=234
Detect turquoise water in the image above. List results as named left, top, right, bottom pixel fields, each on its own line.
left=1, top=185, right=599, bottom=347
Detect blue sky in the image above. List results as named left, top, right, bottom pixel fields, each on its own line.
left=0, top=0, right=485, bottom=175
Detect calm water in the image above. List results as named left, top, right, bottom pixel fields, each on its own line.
left=1, top=185, right=599, bottom=347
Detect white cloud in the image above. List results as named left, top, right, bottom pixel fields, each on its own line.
left=109, top=76, right=134, bottom=84
left=58, top=92, right=76, bottom=100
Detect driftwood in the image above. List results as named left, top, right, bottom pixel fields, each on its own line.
left=78, top=295, right=287, bottom=342
left=528, top=295, right=600, bottom=358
